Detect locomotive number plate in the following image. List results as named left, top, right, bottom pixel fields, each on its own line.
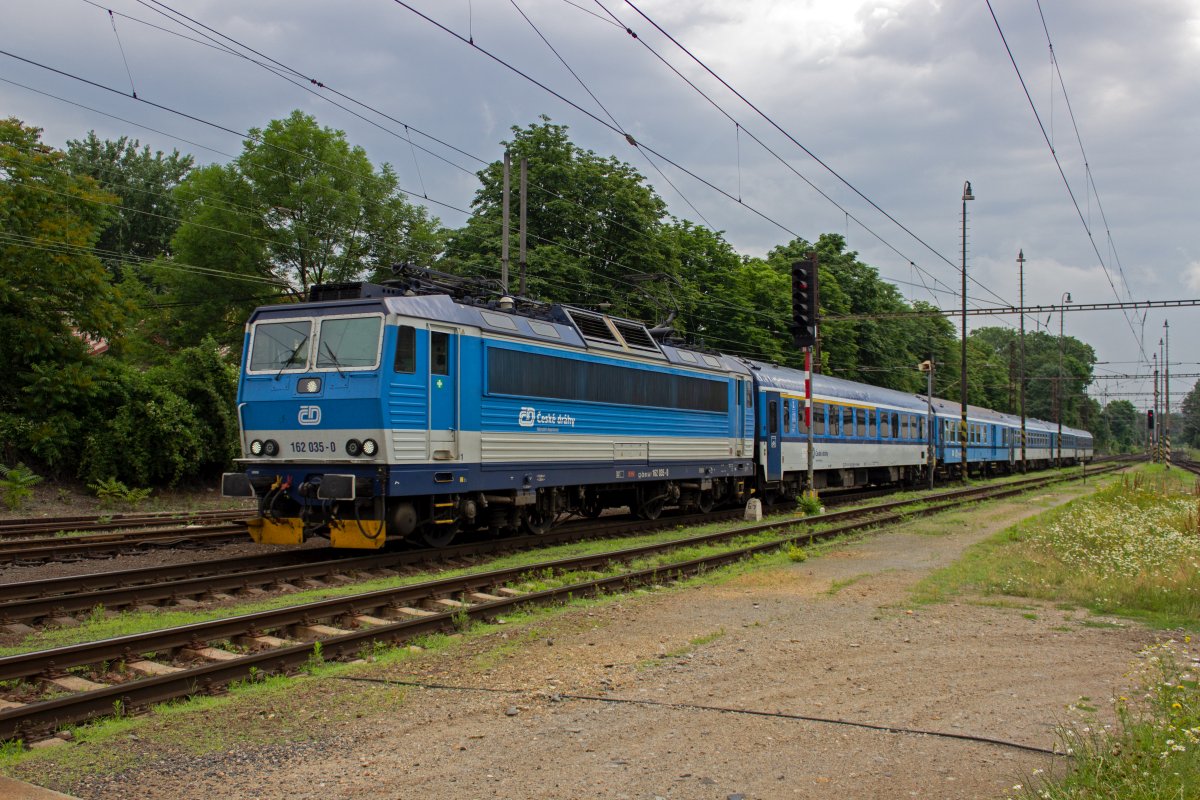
left=290, top=441, right=337, bottom=454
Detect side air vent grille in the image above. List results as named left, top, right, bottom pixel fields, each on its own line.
left=566, top=309, right=620, bottom=344
left=611, top=320, right=659, bottom=352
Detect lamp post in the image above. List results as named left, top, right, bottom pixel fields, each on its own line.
left=960, top=181, right=973, bottom=479
left=1017, top=249, right=1027, bottom=473
left=1056, top=291, right=1071, bottom=467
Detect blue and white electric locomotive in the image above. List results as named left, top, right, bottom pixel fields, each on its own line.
left=223, top=269, right=755, bottom=548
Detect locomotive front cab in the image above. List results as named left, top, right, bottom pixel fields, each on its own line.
left=223, top=297, right=394, bottom=548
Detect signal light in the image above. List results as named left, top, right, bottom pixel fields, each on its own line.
left=1147, top=409, right=1155, bottom=431
left=791, top=255, right=819, bottom=349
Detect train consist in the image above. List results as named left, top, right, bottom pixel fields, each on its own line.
left=222, top=267, right=1092, bottom=549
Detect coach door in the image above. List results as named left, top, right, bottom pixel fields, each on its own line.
left=428, top=327, right=459, bottom=460
left=765, top=393, right=783, bottom=481
left=735, top=379, right=747, bottom=456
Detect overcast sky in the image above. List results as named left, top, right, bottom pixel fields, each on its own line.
left=5, top=0, right=1198, bottom=410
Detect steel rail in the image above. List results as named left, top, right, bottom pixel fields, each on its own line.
left=0, top=464, right=1121, bottom=742
left=0, top=510, right=250, bottom=538
left=0, top=525, right=249, bottom=563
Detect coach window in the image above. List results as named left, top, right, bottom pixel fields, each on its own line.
left=797, top=402, right=809, bottom=434
left=814, top=404, right=827, bottom=435
left=855, top=408, right=865, bottom=437
left=393, top=325, right=416, bottom=373
left=769, top=399, right=779, bottom=434
left=783, top=400, right=791, bottom=433
left=830, top=406, right=841, bottom=436
left=880, top=412, right=890, bottom=438
left=869, top=410, right=878, bottom=437
left=431, top=331, right=449, bottom=376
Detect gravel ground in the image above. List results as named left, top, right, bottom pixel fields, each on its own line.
left=14, top=483, right=1159, bottom=800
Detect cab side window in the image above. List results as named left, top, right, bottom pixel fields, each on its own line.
left=394, top=325, right=416, bottom=373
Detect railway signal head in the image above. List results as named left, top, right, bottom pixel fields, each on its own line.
left=791, top=255, right=819, bottom=350
left=1147, top=409, right=1155, bottom=431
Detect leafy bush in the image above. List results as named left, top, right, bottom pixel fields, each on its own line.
left=0, top=463, right=42, bottom=511
left=88, top=477, right=152, bottom=508
left=796, top=491, right=823, bottom=516
left=78, top=340, right=238, bottom=487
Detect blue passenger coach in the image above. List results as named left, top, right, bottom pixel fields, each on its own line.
left=223, top=276, right=755, bottom=548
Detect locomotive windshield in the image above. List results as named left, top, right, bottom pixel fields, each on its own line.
left=315, top=316, right=382, bottom=369
left=249, top=319, right=311, bottom=372
left=247, top=315, right=382, bottom=373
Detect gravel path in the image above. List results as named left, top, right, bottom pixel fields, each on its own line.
left=17, top=484, right=1157, bottom=799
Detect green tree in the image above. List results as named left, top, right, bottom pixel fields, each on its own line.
left=63, top=132, right=194, bottom=279
left=0, top=118, right=131, bottom=465
left=1101, top=399, right=1139, bottom=452
left=1181, top=383, right=1200, bottom=449
left=166, top=110, right=444, bottom=348
left=443, top=118, right=669, bottom=322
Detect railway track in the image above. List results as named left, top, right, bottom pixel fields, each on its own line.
left=0, top=463, right=1122, bottom=744
left=0, top=509, right=250, bottom=539
left=1176, top=458, right=1200, bottom=477
left=0, top=508, right=758, bottom=627
left=0, top=523, right=250, bottom=564
left=0, top=470, right=1068, bottom=626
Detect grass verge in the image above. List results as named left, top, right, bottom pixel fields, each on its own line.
left=914, top=465, right=1200, bottom=629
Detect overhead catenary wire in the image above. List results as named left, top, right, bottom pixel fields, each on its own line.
left=507, top=0, right=715, bottom=230
left=613, top=0, right=1022, bottom=314
left=983, top=0, right=1147, bottom=363
left=63, top=0, right=1014, bottom=329
left=1033, top=0, right=1135, bottom=310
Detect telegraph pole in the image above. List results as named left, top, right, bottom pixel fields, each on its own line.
left=518, top=158, right=528, bottom=296
left=501, top=152, right=511, bottom=293
left=1017, top=250, right=1027, bottom=472
left=960, top=181, right=973, bottom=480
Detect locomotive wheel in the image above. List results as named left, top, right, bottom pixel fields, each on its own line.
left=636, top=496, right=665, bottom=521
left=420, top=522, right=458, bottom=548
left=696, top=490, right=715, bottom=514
left=522, top=508, right=554, bottom=535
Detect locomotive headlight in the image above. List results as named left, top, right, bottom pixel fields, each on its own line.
left=298, top=377, right=322, bottom=394
left=345, top=438, right=362, bottom=457
left=263, top=439, right=280, bottom=457
left=249, top=439, right=264, bottom=456
left=361, top=438, right=378, bottom=457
